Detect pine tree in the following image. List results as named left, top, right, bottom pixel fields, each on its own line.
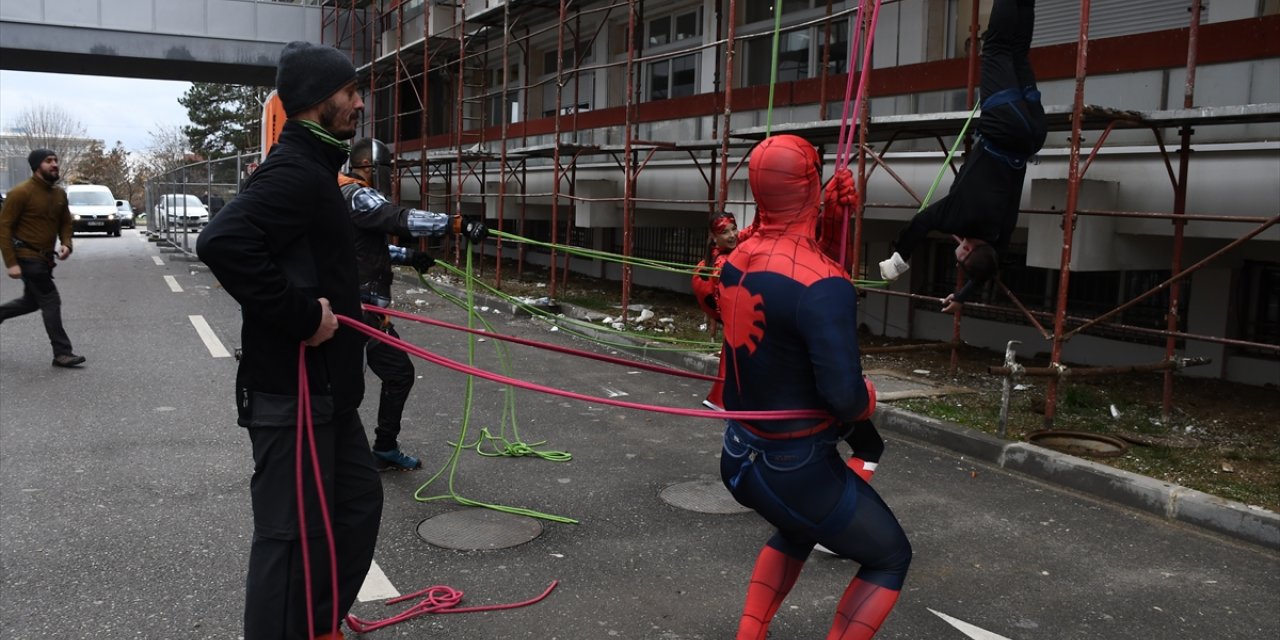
left=178, top=83, right=269, bottom=159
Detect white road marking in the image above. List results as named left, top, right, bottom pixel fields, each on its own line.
left=357, top=560, right=400, bottom=602
left=152, top=256, right=164, bottom=266
left=164, top=275, right=183, bottom=292
left=188, top=315, right=231, bottom=358
left=928, top=608, right=1015, bottom=640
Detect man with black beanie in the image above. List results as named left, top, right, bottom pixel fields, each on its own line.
left=197, top=41, right=380, bottom=640
left=0, top=148, right=86, bottom=368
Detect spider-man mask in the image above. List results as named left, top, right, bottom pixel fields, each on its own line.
left=748, top=135, right=822, bottom=231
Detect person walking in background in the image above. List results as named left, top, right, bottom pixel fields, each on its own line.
left=0, top=149, right=86, bottom=368
left=879, top=0, right=1046, bottom=313
left=718, top=134, right=910, bottom=639
left=197, top=41, right=382, bottom=640
left=338, top=137, right=488, bottom=470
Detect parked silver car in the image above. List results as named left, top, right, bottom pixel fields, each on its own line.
left=115, top=199, right=136, bottom=229
left=155, top=194, right=210, bottom=230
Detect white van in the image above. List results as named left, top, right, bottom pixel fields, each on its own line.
left=66, top=184, right=121, bottom=236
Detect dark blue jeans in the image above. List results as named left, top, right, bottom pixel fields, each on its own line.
left=0, top=258, right=75, bottom=357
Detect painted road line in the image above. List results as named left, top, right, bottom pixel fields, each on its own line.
left=188, top=315, right=231, bottom=358
left=164, top=275, right=183, bottom=293
left=357, top=560, right=400, bottom=602
left=152, top=256, right=164, bottom=266
left=928, top=608, right=1014, bottom=640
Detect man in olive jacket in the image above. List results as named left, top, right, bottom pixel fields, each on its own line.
left=0, top=148, right=85, bottom=368
left=197, top=41, right=381, bottom=640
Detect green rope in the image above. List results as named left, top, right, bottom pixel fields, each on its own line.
left=918, top=101, right=981, bottom=212
left=412, top=249, right=578, bottom=525
left=489, top=229, right=704, bottom=275
left=765, top=0, right=785, bottom=135
left=431, top=260, right=720, bottom=351
left=415, top=272, right=573, bottom=463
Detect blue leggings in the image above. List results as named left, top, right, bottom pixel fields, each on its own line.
left=720, top=421, right=912, bottom=590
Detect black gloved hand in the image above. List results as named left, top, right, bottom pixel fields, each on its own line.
left=463, top=219, right=488, bottom=244
left=409, top=248, right=435, bottom=272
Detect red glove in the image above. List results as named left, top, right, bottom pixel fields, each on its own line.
left=854, top=376, right=877, bottom=422
left=823, top=168, right=857, bottom=211
left=819, top=169, right=857, bottom=263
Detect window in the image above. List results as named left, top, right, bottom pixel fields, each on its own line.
left=647, top=53, right=698, bottom=101
left=647, top=7, right=703, bottom=48
left=486, top=91, right=521, bottom=127
left=543, top=44, right=592, bottom=75
left=745, top=20, right=850, bottom=87
left=1236, top=261, right=1280, bottom=356
left=745, top=0, right=814, bottom=25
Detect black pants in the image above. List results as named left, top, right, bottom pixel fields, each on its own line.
left=243, top=411, right=383, bottom=640
left=978, top=0, right=1046, bottom=156
left=365, top=322, right=416, bottom=452
left=0, top=258, right=74, bottom=357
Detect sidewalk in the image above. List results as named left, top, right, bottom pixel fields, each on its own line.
left=404, top=271, right=1280, bottom=551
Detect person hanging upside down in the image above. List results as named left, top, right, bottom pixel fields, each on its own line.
left=879, top=0, right=1046, bottom=313
left=718, top=133, right=911, bottom=640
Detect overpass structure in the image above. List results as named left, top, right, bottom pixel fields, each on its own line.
left=0, top=0, right=323, bottom=85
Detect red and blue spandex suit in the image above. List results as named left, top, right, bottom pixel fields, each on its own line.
left=718, top=135, right=911, bottom=639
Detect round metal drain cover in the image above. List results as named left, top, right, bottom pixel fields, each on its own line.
left=417, top=509, right=543, bottom=550
left=660, top=479, right=751, bottom=514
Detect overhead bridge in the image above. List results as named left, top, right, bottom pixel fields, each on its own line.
left=0, top=0, right=324, bottom=85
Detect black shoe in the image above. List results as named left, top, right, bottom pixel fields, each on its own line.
left=52, top=354, right=86, bottom=368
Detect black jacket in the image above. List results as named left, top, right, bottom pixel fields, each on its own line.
left=197, top=121, right=365, bottom=426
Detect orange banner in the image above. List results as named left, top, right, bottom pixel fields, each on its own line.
left=261, top=90, right=287, bottom=158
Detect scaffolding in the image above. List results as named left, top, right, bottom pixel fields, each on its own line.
left=321, top=0, right=1280, bottom=427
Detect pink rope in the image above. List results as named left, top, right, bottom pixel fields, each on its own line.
left=295, top=343, right=341, bottom=639
left=345, top=581, right=560, bottom=633
left=834, top=0, right=870, bottom=171
left=835, top=0, right=885, bottom=263
left=365, top=304, right=720, bottom=383
left=338, top=315, right=828, bottom=422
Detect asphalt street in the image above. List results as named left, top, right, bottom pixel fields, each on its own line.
left=1, top=230, right=1277, bottom=639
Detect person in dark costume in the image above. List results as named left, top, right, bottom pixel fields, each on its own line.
left=880, top=0, right=1046, bottom=313
left=338, top=137, right=487, bottom=471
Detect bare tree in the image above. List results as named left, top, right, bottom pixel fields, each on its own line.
left=2, top=103, right=91, bottom=179
left=137, top=124, right=191, bottom=177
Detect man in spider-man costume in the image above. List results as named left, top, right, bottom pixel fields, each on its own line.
left=880, top=0, right=1045, bottom=312
left=718, top=134, right=911, bottom=639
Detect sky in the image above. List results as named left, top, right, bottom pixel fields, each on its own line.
left=0, top=70, right=193, bottom=154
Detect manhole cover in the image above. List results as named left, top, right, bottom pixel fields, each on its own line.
left=1027, top=430, right=1128, bottom=458
left=417, top=509, right=543, bottom=550
left=660, top=479, right=752, bottom=514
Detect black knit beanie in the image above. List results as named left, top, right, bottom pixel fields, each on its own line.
left=28, top=148, right=56, bottom=172
left=276, top=41, right=357, bottom=117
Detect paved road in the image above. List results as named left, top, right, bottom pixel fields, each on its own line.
left=2, top=231, right=1277, bottom=639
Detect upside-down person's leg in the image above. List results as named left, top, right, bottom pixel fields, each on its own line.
left=1012, top=0, right=1037, bottom=90
left=737, top=533, right=810, bottom=640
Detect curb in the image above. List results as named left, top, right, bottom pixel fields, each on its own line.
left=404, top=270, right=1280, bottom=551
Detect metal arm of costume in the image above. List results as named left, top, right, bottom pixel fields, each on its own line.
left=348, top=186, right=451, bottom=237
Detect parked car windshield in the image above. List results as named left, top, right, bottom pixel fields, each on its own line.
left=68, top=191, right=115, bottom=206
